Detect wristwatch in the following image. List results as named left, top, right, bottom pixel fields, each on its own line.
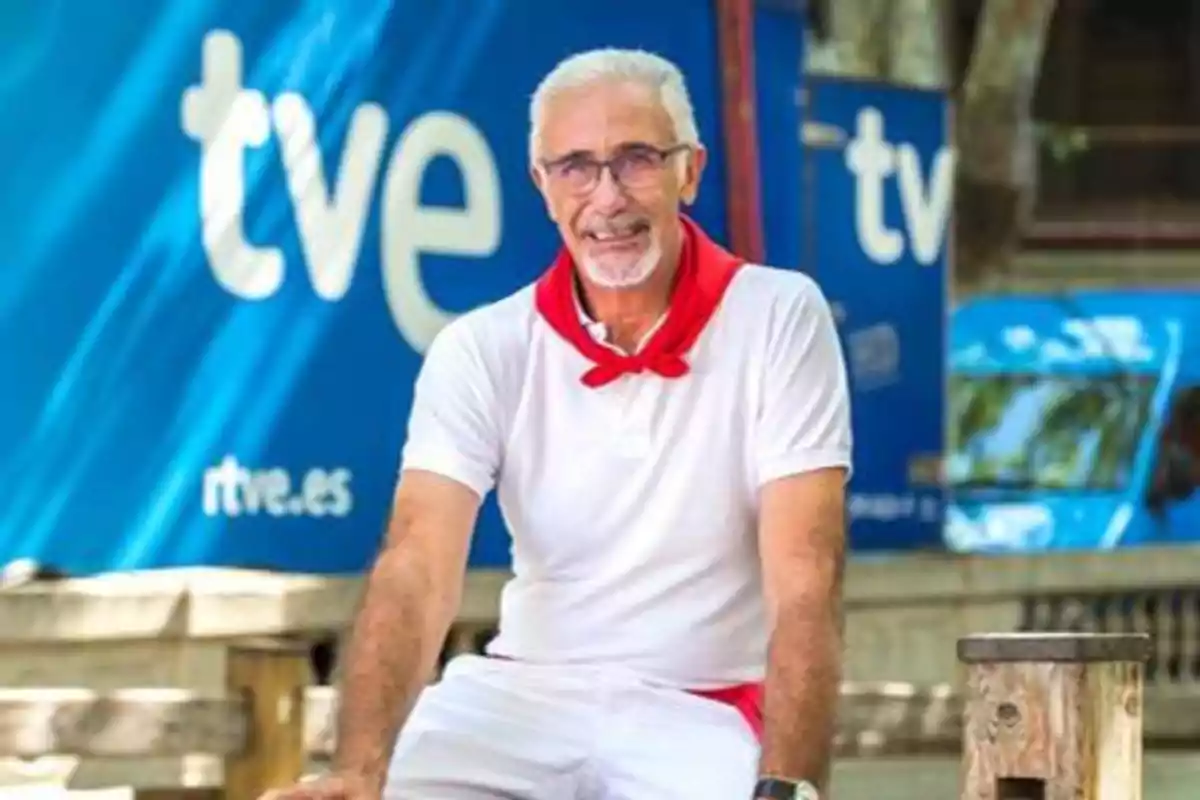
left=753, top=777, right=821, bottom=800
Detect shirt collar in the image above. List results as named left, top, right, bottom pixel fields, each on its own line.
left=573, top=289, right=608, bottom=343
left=572, top=284, right=669, bottom=353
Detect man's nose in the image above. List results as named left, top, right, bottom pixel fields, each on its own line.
left=589, top=166, right=628, bottom=212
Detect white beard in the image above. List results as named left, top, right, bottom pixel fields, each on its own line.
left=579, top=236, right=662, bottom=289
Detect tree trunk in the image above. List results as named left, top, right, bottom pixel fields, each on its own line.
left=806, top=0, right=891, bottom=78
left=954, top=0, right=1057, bottom=293
left=886, top=0, right=949, bottom=90
left=806, top=0, right=1057, bottom=292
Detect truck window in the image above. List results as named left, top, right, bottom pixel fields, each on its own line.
left=1151, top=387, right=1200, bottom=497
left=948, top=373, right=1157, bottom=492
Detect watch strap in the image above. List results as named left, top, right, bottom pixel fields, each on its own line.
left=753, top=778, right=820, bottom=800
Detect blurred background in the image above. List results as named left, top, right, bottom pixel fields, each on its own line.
left=1, top=0, right=1199, bottom=797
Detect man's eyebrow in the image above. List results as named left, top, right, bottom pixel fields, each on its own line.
left=544, top=141, right=664, bottom=163
left=544, top=148, right=594, bottom=164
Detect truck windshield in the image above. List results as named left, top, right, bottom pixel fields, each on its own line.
left=948, top=374, right=1158, bottom=492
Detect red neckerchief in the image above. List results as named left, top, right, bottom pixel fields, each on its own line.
left=534, top=215, right=744, bottom=388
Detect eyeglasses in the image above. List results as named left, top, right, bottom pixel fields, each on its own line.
left=540, top=143, right=691, bottom=194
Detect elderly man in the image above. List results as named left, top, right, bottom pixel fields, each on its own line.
left=269, top=47, right=852, bottom=800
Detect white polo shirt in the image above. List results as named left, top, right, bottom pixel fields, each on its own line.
left=400, top=264, right=852, bottom=689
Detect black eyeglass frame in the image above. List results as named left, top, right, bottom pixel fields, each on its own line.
left=538, top=142, right=693, bottom=192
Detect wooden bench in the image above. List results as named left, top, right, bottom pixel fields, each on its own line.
left=2, top=634, right=1199, bottom=799
left=5, top=549, right=1200, bottom=796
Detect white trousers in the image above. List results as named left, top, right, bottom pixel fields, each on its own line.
left=383, top=654, right=759, bottom=799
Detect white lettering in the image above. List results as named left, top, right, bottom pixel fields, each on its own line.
left=895, top=143, right=954, bottom=265
left=845, top=108, right=902, bottom=264
left=272, top=93, right=389, bottom=301
left=202, top=455, right=354, bottom=518
left=381, top=112, right=502, bottom=352
left=181, top=31, right=281, bottom=299
left=845, top=106, right=954, bottom=266
left=182, top=30, right=503, bottom=353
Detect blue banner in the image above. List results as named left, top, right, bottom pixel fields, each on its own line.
left=0, top=0, right=806, bottom=574
left=803, top=77, right=952, bottom=551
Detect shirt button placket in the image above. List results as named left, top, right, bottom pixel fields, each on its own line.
left=618, top=379, right=653, bottom=458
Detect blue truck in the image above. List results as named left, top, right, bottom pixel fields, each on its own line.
left=946, top=290, right=1200, bottom=552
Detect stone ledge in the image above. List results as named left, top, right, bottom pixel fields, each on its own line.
left=0, top=569, right=360, bottom=644
left=3, top=546, right=1199, bottom=644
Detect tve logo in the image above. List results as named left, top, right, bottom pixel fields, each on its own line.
left=845, top=106, right=954, bottom=266
left=180, top=30, right=502, bottom=353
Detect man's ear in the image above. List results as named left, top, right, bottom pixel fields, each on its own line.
left=530, top=164, right=558, bottom=222
left=679, top=145, right=707, bottom=205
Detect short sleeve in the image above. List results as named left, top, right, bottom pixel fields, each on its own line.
left=755, top=278, right=854, bottom=486
left=399, top=318, right=502, bottom=498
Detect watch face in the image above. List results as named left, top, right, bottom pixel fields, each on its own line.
left=792, top=781, right=820, bottom=800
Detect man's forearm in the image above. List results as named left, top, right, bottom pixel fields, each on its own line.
left=757, top=603, right=843, bottom=790
left=333, top=549, right=454, bottom=791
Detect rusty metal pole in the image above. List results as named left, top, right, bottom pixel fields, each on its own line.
left=714, top=0, right=765, bottom=263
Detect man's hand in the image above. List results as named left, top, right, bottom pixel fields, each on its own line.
left=259, top=771, right=377, bottom=800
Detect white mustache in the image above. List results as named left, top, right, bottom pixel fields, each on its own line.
left=582, top=217, right=649, bottom=237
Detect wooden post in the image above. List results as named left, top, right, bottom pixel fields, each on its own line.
left=957, top=632, right=1151, bottom=800
left=223, top=640, right=309, bottom=800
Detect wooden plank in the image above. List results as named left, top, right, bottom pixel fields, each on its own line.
left=0, top=689, right=245, bottom=757
left=2, top=681, right=1198, bottom=762
left=1088, top=660, right=1145, bottom=800
left=958, top=632, right=1153, bottom=664
left=222, top=641, right=307, bottom=800
left=304, top=687, right=336, bottom=759
left=834, top=681, right=961, bottom=756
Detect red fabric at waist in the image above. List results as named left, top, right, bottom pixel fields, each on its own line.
left=484, top=652, right=758, bottom=743
left=689, top=682, right=764, bottom=741
left=484, top=654, right=762, bottom=740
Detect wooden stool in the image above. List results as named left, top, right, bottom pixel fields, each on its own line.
left=957, top=632, right=1152, bottom=800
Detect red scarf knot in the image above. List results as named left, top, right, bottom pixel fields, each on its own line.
left=581, top=352, right=690, bottom=388
left=535, top=215, right=744, bottom=389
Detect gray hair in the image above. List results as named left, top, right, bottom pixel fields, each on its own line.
left=528, top=48, right=702, bottom=165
